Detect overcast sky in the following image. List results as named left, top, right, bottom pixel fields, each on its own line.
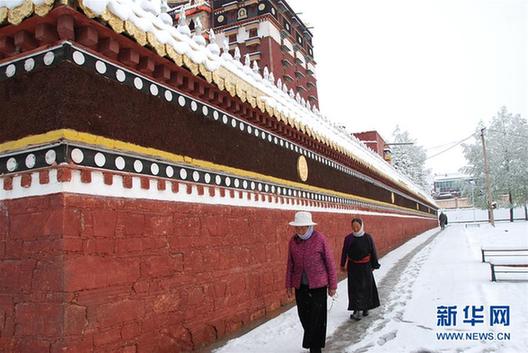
left=288, top=0, right=527, bottom=176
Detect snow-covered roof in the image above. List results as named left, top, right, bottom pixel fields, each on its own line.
left=434, top=173, right=470, bottom=182
left=0, top=0, right=437, bottom=207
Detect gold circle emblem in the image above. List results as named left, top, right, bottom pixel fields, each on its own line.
left=297, top=155, right=308, bottom=182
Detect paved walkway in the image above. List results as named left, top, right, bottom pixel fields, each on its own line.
left=323, top=229, right=441, bottom=353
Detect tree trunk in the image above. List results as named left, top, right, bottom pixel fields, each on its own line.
left=525, top=203, right=528, bottom=221
left=509, top=192, right=513, bottom=222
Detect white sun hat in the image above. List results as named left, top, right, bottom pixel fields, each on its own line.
left=289, top=211, right=317, bottom=226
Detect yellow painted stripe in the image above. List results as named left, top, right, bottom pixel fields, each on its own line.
left=0, top=129, right=436, bottom=217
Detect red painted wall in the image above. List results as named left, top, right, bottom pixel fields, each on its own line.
left=353, top=131, right=388, bottom=158
left=0, top=194, right=436, bottom=352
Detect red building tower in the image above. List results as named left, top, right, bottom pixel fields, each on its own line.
left=211, top=0, right=319, bottom=107
left=169, top=0, right=213, bottom=34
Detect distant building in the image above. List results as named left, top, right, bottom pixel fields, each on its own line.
left=353, top=130, right=392, bottom=163
left=433, top=173, right=472, bottom=199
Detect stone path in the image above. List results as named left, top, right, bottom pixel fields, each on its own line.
left=323, top=229, right=442, bottom=353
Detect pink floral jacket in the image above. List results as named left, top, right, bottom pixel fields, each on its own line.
left=285, top=231, right=337, bottom=290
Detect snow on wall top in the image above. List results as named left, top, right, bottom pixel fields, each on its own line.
left=0, top=0, right=437, bottom=207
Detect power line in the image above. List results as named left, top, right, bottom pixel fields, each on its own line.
left=425, top=133, right=475, bottom=160
left=425, top=137, right=472, bottom=151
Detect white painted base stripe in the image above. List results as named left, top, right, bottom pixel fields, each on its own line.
left=0, top=170, right=433, bottom=220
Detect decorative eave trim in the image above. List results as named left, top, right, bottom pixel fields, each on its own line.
left=0, top=165, right=436, bottom=221
left=0, top=9, right=437, bottom=209
left=0, top=133, right=437, bottom=218
left=0, top=40, right=436, bottom=211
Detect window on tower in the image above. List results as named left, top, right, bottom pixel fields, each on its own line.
left=284, top=19, right=291, bottom=33
left=238, top=8, right=248, bottom=20
left=296, top=33, right=303, bottom=45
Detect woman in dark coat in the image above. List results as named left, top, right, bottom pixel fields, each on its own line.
left=340, top=218, right=380, bottom=320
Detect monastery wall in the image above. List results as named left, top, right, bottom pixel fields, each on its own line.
left=0, top=193, right=434, bottom=353
left=0, top=4, right=437, bottom=352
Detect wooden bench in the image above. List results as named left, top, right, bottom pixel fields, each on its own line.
left=488, top=259, right=528, bottom=282
left=481, top=247, right=528, bottom=263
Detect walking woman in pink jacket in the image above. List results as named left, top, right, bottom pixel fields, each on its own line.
left=285, top=211, right=337, bottom=353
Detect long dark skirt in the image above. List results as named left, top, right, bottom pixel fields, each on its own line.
left=295, top=285, right=327, bottom=349
left=347, top=263, right=380, bottom=311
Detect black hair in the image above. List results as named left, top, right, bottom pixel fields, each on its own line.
left=351, top=218, right=363, bottom=226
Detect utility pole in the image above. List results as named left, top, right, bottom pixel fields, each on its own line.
left=480, top=128, right=495, bottom=226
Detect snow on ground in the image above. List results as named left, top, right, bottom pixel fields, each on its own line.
left=213, top=222, right=528, bottom=353
left=345, top=222, right=528, bottom=353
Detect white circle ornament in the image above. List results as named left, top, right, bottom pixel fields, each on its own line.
left=95, top=60, right=107, bottom=74
left=134, top=77, right=143, bottom=90
left=73, top=51, right=85, bottom=65
left=43, top=52, right=55, bottom=66
left=180, top=168, right=188, bottom=180
left=24, top=58, right=35, bottom=72
left=94, top=152, right=106, bottom=167
left=115, top=156, right=126, bottom=170
left=178, top=96, right=186, bottom=107
left=25, top=154, right=36, bottom=169
left=151, top=163, right=159, bottom=175
left=45, top=150, right=56, bottom=165
left=71, top=148, right=84, bottom=164
left=116, top=69, right=126, bottom=82
left=134, top=160, right=143, bottom=173
left=6, top=157, right=17, bottom=172
left=5, top=64, right=16, bottom=78
left=166, top=166, right=174, bottom=178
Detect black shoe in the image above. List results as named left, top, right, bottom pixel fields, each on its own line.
left=350, top=310, right=361, bottom=321
left=363, top=310, right=369, bottom=317
left=309, top=348, right=322, bottom=353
